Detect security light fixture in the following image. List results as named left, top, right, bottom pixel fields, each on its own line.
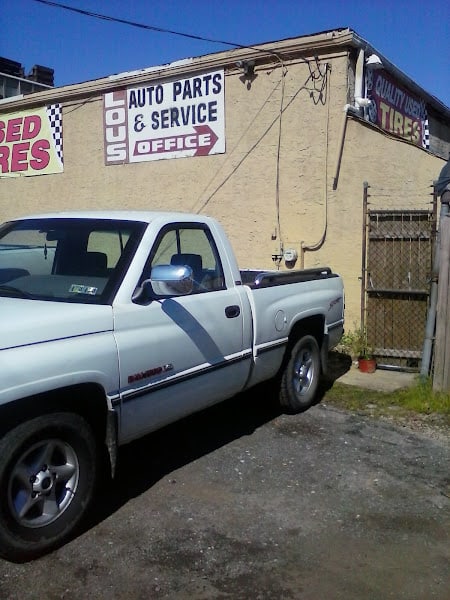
left=365, top=54, right=383, bottom=69
left=236, top=60, right=255, bottom=77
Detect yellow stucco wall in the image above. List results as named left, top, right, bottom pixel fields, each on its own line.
left=0, top=53, right=445, bottom=327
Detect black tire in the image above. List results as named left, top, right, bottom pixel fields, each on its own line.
left=0, top=413, right=97, bottom=562
left=279, top=335, right=321, bottom=413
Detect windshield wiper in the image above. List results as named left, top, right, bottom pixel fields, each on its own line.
left=0, top=285, right=34, bottom=299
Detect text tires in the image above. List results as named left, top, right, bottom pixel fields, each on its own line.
left=280, top=335, right=321, bottom=413
left=0, top=413, right=97, bottom=562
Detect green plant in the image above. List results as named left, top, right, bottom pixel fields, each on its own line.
left=338, top=327, right=374, bottom=359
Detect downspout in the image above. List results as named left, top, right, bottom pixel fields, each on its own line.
left=361, top=182, right=369, bottom=330
left=332, top=103, right=351, bottom=191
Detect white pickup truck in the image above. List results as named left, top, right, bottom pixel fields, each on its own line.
left=0, top=211, right=344, bottom=561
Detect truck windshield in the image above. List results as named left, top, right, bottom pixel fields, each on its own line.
left=0, top=218, right=146, bottom=304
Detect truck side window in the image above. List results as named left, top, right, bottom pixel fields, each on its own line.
left=149, top=225, right=225, bottom=293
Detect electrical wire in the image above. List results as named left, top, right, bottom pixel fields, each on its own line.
left=275, top=65, right=287, bottom=248
left=302, top=64, right=331, bottom=255
left=32, top=0, right=326, bottom=251
left=194, top=67, right=320, bottom=215
left=192, top=78, right=284, bottom=213
left=32, top=0, right=248, bottom=47
left=32, top=0, right=307, bottom=65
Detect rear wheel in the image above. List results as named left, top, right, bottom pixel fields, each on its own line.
left=280, top=335, right=321, bottom=413
left=0, top=413, right=97, bottom=562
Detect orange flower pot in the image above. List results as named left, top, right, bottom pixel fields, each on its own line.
left=358, top=358, right=377, bottom=373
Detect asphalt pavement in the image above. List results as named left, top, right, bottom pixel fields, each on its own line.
left=0, top=378, right=448, bottom=600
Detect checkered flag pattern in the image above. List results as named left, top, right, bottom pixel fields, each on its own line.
left=422, top=118, right=430, bottom=150
left=46, top=104, right=63, bottom=164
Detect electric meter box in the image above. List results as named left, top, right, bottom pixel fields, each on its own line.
left=283, top=248, right=298, bottom=262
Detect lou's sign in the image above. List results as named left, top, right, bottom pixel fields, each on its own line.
left=103, top=70, right=225, bottom=164
left=0, top=105, right=63, bottom=177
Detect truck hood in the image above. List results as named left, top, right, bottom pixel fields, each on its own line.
left=0, top=298, right=114, bottom=350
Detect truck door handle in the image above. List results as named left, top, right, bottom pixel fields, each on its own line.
left=225, top=305, right=240, bottom=318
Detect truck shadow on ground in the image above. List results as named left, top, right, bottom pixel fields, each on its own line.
left=86, top=352, right=352, bottom=536
left=321, top=350, right=353, bottom=389
left=88, top=381, right=282, bottom=529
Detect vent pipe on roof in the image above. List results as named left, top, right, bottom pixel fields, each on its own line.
left=354, top=49, right=365, bottom=107
left=333, top=49, right=373, bottom=189
left=354, top=49, right=374, bottom=108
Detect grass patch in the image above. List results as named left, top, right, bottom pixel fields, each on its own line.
left=323, top=377, right=450, bottom=427
left=396, top=378, right=450, bottom=414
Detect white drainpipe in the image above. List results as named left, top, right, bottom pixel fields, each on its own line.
left=333, top=49, right=370, bottom=189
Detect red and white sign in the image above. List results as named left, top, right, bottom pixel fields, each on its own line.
left=366, top=70, right=428, bottom=148
left=103, top=70, right=225, bottom=164
left=0, top=105, right=63, bottom=177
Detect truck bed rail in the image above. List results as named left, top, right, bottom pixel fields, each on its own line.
left=240, top=267, right=337, bottom=288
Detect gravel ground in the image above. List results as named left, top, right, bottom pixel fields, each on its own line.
left=0, top=386, right=448, bottom=600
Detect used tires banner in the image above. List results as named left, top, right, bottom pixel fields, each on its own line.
left=0, top=104, right=63, bottom=177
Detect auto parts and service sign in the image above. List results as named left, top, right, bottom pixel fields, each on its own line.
left=103, top=70, right=225, bottom=164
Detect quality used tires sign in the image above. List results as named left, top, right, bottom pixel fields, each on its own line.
left=103, top=69, right=225, bottom=164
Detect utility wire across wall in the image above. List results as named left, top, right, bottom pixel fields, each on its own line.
left=193, top=64, right=328, bottom=217
left=192, top=77, right=285, bottom=214
left=301, top=62, right=332, bottom=261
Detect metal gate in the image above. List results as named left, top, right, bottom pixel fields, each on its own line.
left=362, top=191, right=437, bottom=371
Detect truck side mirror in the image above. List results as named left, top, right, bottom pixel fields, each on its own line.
left=132, top=264, right=194, bottom=303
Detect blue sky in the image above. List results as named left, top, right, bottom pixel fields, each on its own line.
left=2, top=0, right=449, bottom=108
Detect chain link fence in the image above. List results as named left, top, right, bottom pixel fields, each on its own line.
left=363, top=187, right=437, bottom=371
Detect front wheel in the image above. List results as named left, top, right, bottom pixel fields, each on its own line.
left=279, top=335, right=321, bottom=413
left=0, top=413, right=98, bottom=562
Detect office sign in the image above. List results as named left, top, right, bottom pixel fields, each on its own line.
left=104, top=70, right=225, bottom=164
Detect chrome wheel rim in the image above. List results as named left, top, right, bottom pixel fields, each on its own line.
left=8, top=438, right=79, bottom=528
left=292, top=346, right=314, bottom=397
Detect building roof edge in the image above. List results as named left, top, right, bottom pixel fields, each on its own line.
left=0, top=27, right=448, bottom=118
left=348, top=30, right=450, bottom=117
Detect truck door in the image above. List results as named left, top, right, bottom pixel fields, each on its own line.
left=113, top=222, right=253, bottom=443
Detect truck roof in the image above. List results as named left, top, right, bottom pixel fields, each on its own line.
left=9, top=210, right=214, bottom=225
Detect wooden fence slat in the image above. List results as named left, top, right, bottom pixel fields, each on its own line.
left=433, top=216, right=450, bottom=391
left=444, top=260, right=450, bottom=390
